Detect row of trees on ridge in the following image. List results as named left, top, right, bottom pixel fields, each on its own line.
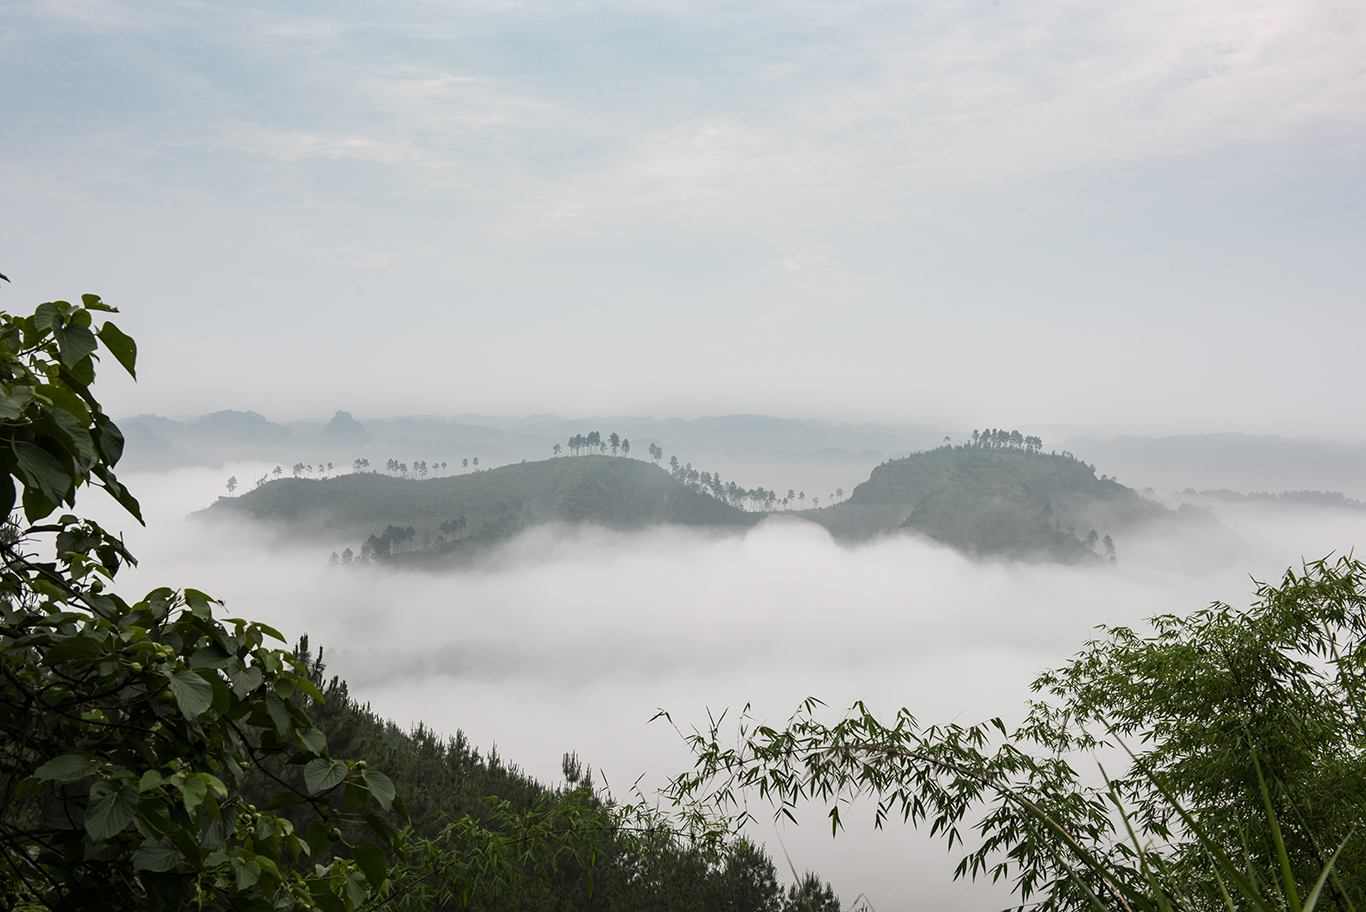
left=555, top=431, right=631, bottom=457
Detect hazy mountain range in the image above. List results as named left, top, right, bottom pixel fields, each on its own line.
left=119, top=410, right=1366, bottom=502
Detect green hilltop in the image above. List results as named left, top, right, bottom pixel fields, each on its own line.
left=808, top=434, right=1172, bottom=562
left=204, top=455, right=757, bottom=555
left=206, top=432, right=1178, bottom=565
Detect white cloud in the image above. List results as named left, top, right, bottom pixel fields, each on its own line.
left=211, top=121, right=427, bottom=164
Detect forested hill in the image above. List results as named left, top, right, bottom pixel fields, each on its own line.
left=205, top=438, right=1180, bottom=565
left=809, top=439, right=1173, bottom=562
left=203, top=454, right=757, bottom=541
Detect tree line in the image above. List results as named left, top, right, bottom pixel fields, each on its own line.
left=553, top=432, right=847, bottom=512
left=230, top=457, right=490, bottom=495
left=665, top=456, right=844, bottom=511
left=966, top=427, right=1044, bottom=452
left=556, top=431, right=631, bottom=457
left=335, top=517, right=470, bottom=564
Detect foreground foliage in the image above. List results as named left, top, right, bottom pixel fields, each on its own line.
left=285, top=646, right=842, bottom=911
left=0, top=295, right=403, bottom=911
left=0, top=291, right=841, bottom=912
left=665, top=555, right=1366, bottom=911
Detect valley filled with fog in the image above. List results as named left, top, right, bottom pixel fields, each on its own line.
left=76, top=452, right=1366, bottom=910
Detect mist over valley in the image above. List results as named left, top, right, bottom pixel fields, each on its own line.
left=78, top=411, right=1366, bottom=908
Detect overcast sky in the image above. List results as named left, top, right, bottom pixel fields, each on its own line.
left=3, top=0, right=1363, bottom=436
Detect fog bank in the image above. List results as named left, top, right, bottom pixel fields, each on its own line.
left=76, top=465, right=1366, bottom=909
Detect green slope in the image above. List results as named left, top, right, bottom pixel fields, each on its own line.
left=206, top=447, right=1175, bottom=566
left=809, top=445, right=1172, bottom=561
left=203, top=455, right=757, bottom=541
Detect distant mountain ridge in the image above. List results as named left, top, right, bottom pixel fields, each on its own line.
left=116, top=410, right=946, bottom=497
left=118, top=410, right=296, bottom=471
left=118, top=409, right=1366, bottom=508
left=1064, top=433, right=1366, bottom=500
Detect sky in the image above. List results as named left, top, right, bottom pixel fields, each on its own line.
left=3, top=0, right=1365, bottom=434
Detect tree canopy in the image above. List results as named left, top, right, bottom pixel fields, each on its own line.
left=0, top=294, right=403, bottom=911
left=666, top=555, right=1366, bottom=911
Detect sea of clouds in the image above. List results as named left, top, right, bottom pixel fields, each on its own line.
left=75, top=464, right=1366, bottom=910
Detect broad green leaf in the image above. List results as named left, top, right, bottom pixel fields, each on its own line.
left=190, top=644, right=233, bottom=670
left=168, top=669, right=213, bottom=718
left=230, top=665, right=263, bottom=698
left=303, top=758, right=346, bottom=796
left=345, top=870, right=368, bottom=910
left=38, top=383, right=90, bottom=425
left=95, top=418, right=124, bottom=466
left=52, top=321, right=97, bottom=369
left=31, top=578, right=70, bottom=601
left=33, top=301, right=62, bottom=332
left=81, top=293, right=116, bottom=312
left=352, top=842, right=388, bottom=891
left=208, top=673, right=231, bottom=714
left=362, top=810, right=396, bottom=850
left=96, top=321, right=136, bottom=378
left=390, top=793, right=409, bottom=824
left=22, top=484, right=57, bottom=523
left=306, top=819, right=334, bottom=856
left=310, top=887, right=345, bottom=912
left=85, top=781, right=138, bottom=841
left=253, top=854, right=281, bottom=883
left=13, top=440, right=72, bottom=506
left=48, top=407, right=96, bottom=467
left=295, top=676, right=325, bottom=702
left=300, top=728, right=327, bottom=755
left=67, top=353, right=95, bottom=387
left=256, top=622, right=286, bottom=643
left=132, top=837, right=183, bottom=872
left=362, top=770, right=395, bottom=811
left=264, top=691, right=289, bottom=735
left=236, top=859, right=262, bottom=891
left=179, top=774, right=207, bottom=812
left=0, top=384, right=34, bottom=420
left=43, top=635, right=103, bottom=665
left=34, top=754, right=96, bottom=782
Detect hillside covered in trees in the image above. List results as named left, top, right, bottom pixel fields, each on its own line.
left=282, top=641, right=844, bottom=912
left=204, top=454, right=759, bottom=559
left=206, top=428, right=1184, bottom=565
left=807, top=429, right=1174, bottom=562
